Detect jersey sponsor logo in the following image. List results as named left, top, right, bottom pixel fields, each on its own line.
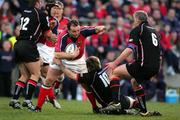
left=77, top=41, right=82, bottom=47
left=24, top=10, right=32, bottom=13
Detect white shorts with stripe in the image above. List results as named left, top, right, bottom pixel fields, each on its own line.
left=50, top=54, right=88, bottom=74
left=37, top=43, right=54, bottom=64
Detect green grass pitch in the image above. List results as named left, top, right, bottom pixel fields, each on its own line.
left=0, top=97, right=180, bottom=120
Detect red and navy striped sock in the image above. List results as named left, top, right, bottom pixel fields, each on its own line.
left=134, top=85, right=147, bottom=113
left=13, top=81, right=26, bottom=99
left=25, top=79, right=37, bottom=100
left=110, top=77, right=121, bottom=103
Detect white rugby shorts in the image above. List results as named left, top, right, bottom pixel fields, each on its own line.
left=50, top=54, right=88, bottom=74
left=37, top=43, right=54, bottom=64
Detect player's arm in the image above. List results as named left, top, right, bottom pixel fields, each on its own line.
left=54, top=47, right=79, bottom=60
left=112, top=48, right=133, bottom=67
left=81, top=26, right=106, bottom=37
left=107, top=27, right=139, bottom=69
left=95, top=26, right=106, bottom=34
left=59, top=63, right=100, bottom=113
left=54, top=32, right=79, bottom=60
left=59, top=64, right=78, bottom=81
left=40, top=11, right=57, bottom=42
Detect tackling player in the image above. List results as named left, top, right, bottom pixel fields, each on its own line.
left=56, top=56, right=141, bottom=114
left=106, top=10, right=161, bottom=116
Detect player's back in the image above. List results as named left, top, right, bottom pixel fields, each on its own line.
left=18, top=8, right=44, bottom=42
left=90, top=68, right=113, bottom=107
left=139, top=23, right=160, bottom=68
left=79, top=68, right=113, bottom=107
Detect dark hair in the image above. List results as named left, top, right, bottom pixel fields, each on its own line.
left=27, top=0, right=38, bottom=7
left=86, top=56, right=101, bottom=72
left=134, top=10, right=148, bottom=22
left=67, top=19, right=80, bottom=30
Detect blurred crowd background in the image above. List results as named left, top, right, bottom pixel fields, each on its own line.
left=0, top=0, right=180, bottom=102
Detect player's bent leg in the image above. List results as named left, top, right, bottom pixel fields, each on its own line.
left=112, top=64, right=132, bottom=79
left=100, top=64, right=133, bottom=114
left=22, top=61, right=41, bottom=111
left=131, top=79, right=147, bottom=114
left=40, top=64, right=49, bottom=79
left=36, top=67, right=62, bottom=111
left=9, top=64, right=29, bottom=109
left=54, top=74, right=64, bottom=96
left=45, top=67, right=62, bottom=86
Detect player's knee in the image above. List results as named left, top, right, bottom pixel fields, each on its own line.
left=44, top=78, right=54, bottom=86
left=58, top=75, right=64, bottom=82
left=19, top=75, right=29, bottom=82
left=131, top=79, right=139, bottom=88
left=30, top=72, right=40, bottom=82
left=109, top=75, right=120, bottom=81
left=41, top=66, right=48, bottom=77
left=112, top=68, right=122, bottom=77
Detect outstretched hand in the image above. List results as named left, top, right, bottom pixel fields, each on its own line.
left=96, top=26, right=106, bottom=34
left=106, top=62, right=117, bottom=71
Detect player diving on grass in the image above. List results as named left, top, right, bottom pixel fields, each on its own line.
left=54, top=55, right=145, bottom=115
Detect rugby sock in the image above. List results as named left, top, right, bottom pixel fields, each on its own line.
left=134, top=85, right=147, bottom=113
left=12, top=81, right=26, bottom=99
left=37, top=85, right=51, bottom=109
left=25, top=79, right=37, bottom=100
left=110, top=77, right=121, bottom=103
left=48, top=87, right=56, bottom=100
left=86, top=92, right=97, bottom=109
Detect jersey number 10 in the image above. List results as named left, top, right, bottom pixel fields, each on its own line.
left=99, top=72, right=110, bottom=87
left=20, top=17, right=30, bottom=31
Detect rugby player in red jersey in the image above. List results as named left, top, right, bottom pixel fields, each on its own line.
left=36, top=1, right=70, bottom=109
left=35, top=19, right=106, bottom=112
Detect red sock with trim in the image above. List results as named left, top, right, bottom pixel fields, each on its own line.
left=48, top=87, right=56, bottom=101
left=110, top=76, right=121, bottom=103
left=37, top=85, right=51, bottom=109
left=86, top=92, right=97, bottom=109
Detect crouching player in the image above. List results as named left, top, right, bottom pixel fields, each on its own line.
left=56, top=56, right=143, bottom=115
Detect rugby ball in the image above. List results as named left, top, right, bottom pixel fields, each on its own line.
left=65, top=43, right=77, bottom=54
